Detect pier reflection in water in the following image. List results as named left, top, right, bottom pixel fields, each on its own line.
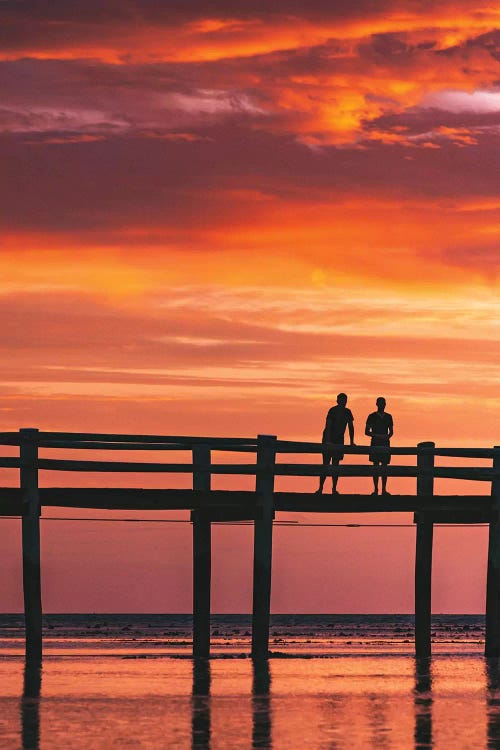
left=192, top=659, right=211, bottom=750
left=191, top=658, right=273, bottom=750
left=21, top=657, right=41, bottom=750
left=252, top=658, right=272, bottom=749
left=486, top=658, right=500, bottom=749
left=414, top=657, right=433, bottom=750
left=9, top=651, right=500, bottom=749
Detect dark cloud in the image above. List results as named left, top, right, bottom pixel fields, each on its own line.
left=0, top=121, right=499, bottom=234
left=367, top=107, right=500, bottom=136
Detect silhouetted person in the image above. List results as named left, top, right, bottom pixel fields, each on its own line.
left=365, top=397, right=393, bottom=495
left=317, top=392, right=355, bottom=495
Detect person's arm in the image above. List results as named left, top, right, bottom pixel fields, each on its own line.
left=365, top=417, right=372, bottom=438
left=323, top=415, right=331, bottom=443
left=388, top=416, right=394, bottom=440
left=348, top=416, right=355, bottom=446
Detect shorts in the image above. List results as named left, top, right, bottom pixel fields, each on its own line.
left=369, top=439, right=391, bottom=465
left=322, top=437, right=345, bottom=463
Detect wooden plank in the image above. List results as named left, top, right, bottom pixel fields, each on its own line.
left=37, top=458, right=197, bottom=472
left=37, top=441, right=256, bottom=452
left=192, top=445, right=212, bottom=659
left=432, top=448, right=494, bottom=459
left=0, top=486, right=490, bottom=514
left=36, top=459, right=259, bottom=474
left=252, top=435, right=277, bottom=658
left=37, top=488, right=255, bottom=510
left=38, top=431, right=257, bottom=445
left=415, top=442, right=435, bottom=658
left=485, top=447, right=500, bottom=656
left=421, top=509, right=492, bottom=524
left=0, top=487, right=488, bottom=513
left=0, top=458, right=21, bottom=468
left=0, top=488, right=23, bottom=515
left=275, top=442, right=494, bottom=459
left=274, top=492, right=490, bottom=513
left=273, top=465, right=492, bottom=480
left=39, top=441, right=193, bottom=451
left=196, top=507, right=263, bottom=522
left=276, top=442, right=421, bottom=454
left=32, top=457, right=496, bottom=482
left=20, top=428, right=42, bottom=662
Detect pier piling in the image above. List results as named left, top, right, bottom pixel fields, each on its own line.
left=415, top=441, right=435, bottom=658
left=20, top=428, right=42, bottom=662
left=252, top=435, right=277, bottom=658
left=485, top=447, right=500, bottom=656
left=192, top=445, right=212, bottom=658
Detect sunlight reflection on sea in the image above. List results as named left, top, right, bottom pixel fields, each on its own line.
left=1, top=615, right=500, bottom=749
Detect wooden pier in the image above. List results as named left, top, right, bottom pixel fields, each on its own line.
left=0, top=429, right=498, bottom=659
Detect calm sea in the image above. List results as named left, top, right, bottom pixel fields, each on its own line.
left=1, top=614, right=499, bottom=749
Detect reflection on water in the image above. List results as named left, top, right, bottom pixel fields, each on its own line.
left=3, top=654, right=500, bottom=748
left=414, top=658, right=432, bottom=750
left=192, top=659, right=211, bottom=750
left=21, top=657, right=41, bottom=750
left=252, top=659, right=272, bottom=749
left=190, top=658, right=272, bottom=750
left=486, top=658, right=500, bottom=749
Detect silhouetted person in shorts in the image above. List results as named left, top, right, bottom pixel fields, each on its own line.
left=317, top=392, right=355, bottom=495
left=365, top=397, right=393, bottom=495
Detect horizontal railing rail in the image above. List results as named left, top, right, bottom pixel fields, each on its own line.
left=0, top=431, right=496, bottom=488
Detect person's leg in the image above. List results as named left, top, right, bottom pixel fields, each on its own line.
left=317, top=452, right=330, bottom=493
left=332, top=459, right=340, bottom=493
left=372, top=461, right=380, bottom=494
left=381, top=461, right=389, bottom=494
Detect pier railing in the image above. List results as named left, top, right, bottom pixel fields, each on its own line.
left=0, top=429, right=498, bottom=660
left=0, top=430, right=495, bottom=481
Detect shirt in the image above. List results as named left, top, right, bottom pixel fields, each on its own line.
left=323, top=405, right=354, bottom=443
left=365, top=411, right=393, bottom=443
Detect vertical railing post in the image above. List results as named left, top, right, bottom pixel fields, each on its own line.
left=20, top=428, right=42, bottom=662
left=251, top=434, right=277, bottom=658
left=485, top=447, right=500, bottom=656
left=192, top=444, right=211, bottom=659
left=415, top=441, right=435, bottom=658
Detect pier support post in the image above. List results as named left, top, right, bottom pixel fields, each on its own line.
left=20, top=428, right=42, bottom=662
left=192, top=445, right=211, bottom=659
left=252, top=435, right=277, bottom=658
left=415, top=441, right=435, bottom=658
left=485, top=447, right=500, bottom=656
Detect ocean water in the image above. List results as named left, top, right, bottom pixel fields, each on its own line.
left=1, top=615, right=500, bottom=749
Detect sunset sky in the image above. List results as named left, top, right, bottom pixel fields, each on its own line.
left=0, top=1, right=498, bottom=614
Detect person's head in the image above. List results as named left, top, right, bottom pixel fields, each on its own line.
left=337, top=392, right=348, bottom=406
left=376, top=397, right=386, bottom=411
